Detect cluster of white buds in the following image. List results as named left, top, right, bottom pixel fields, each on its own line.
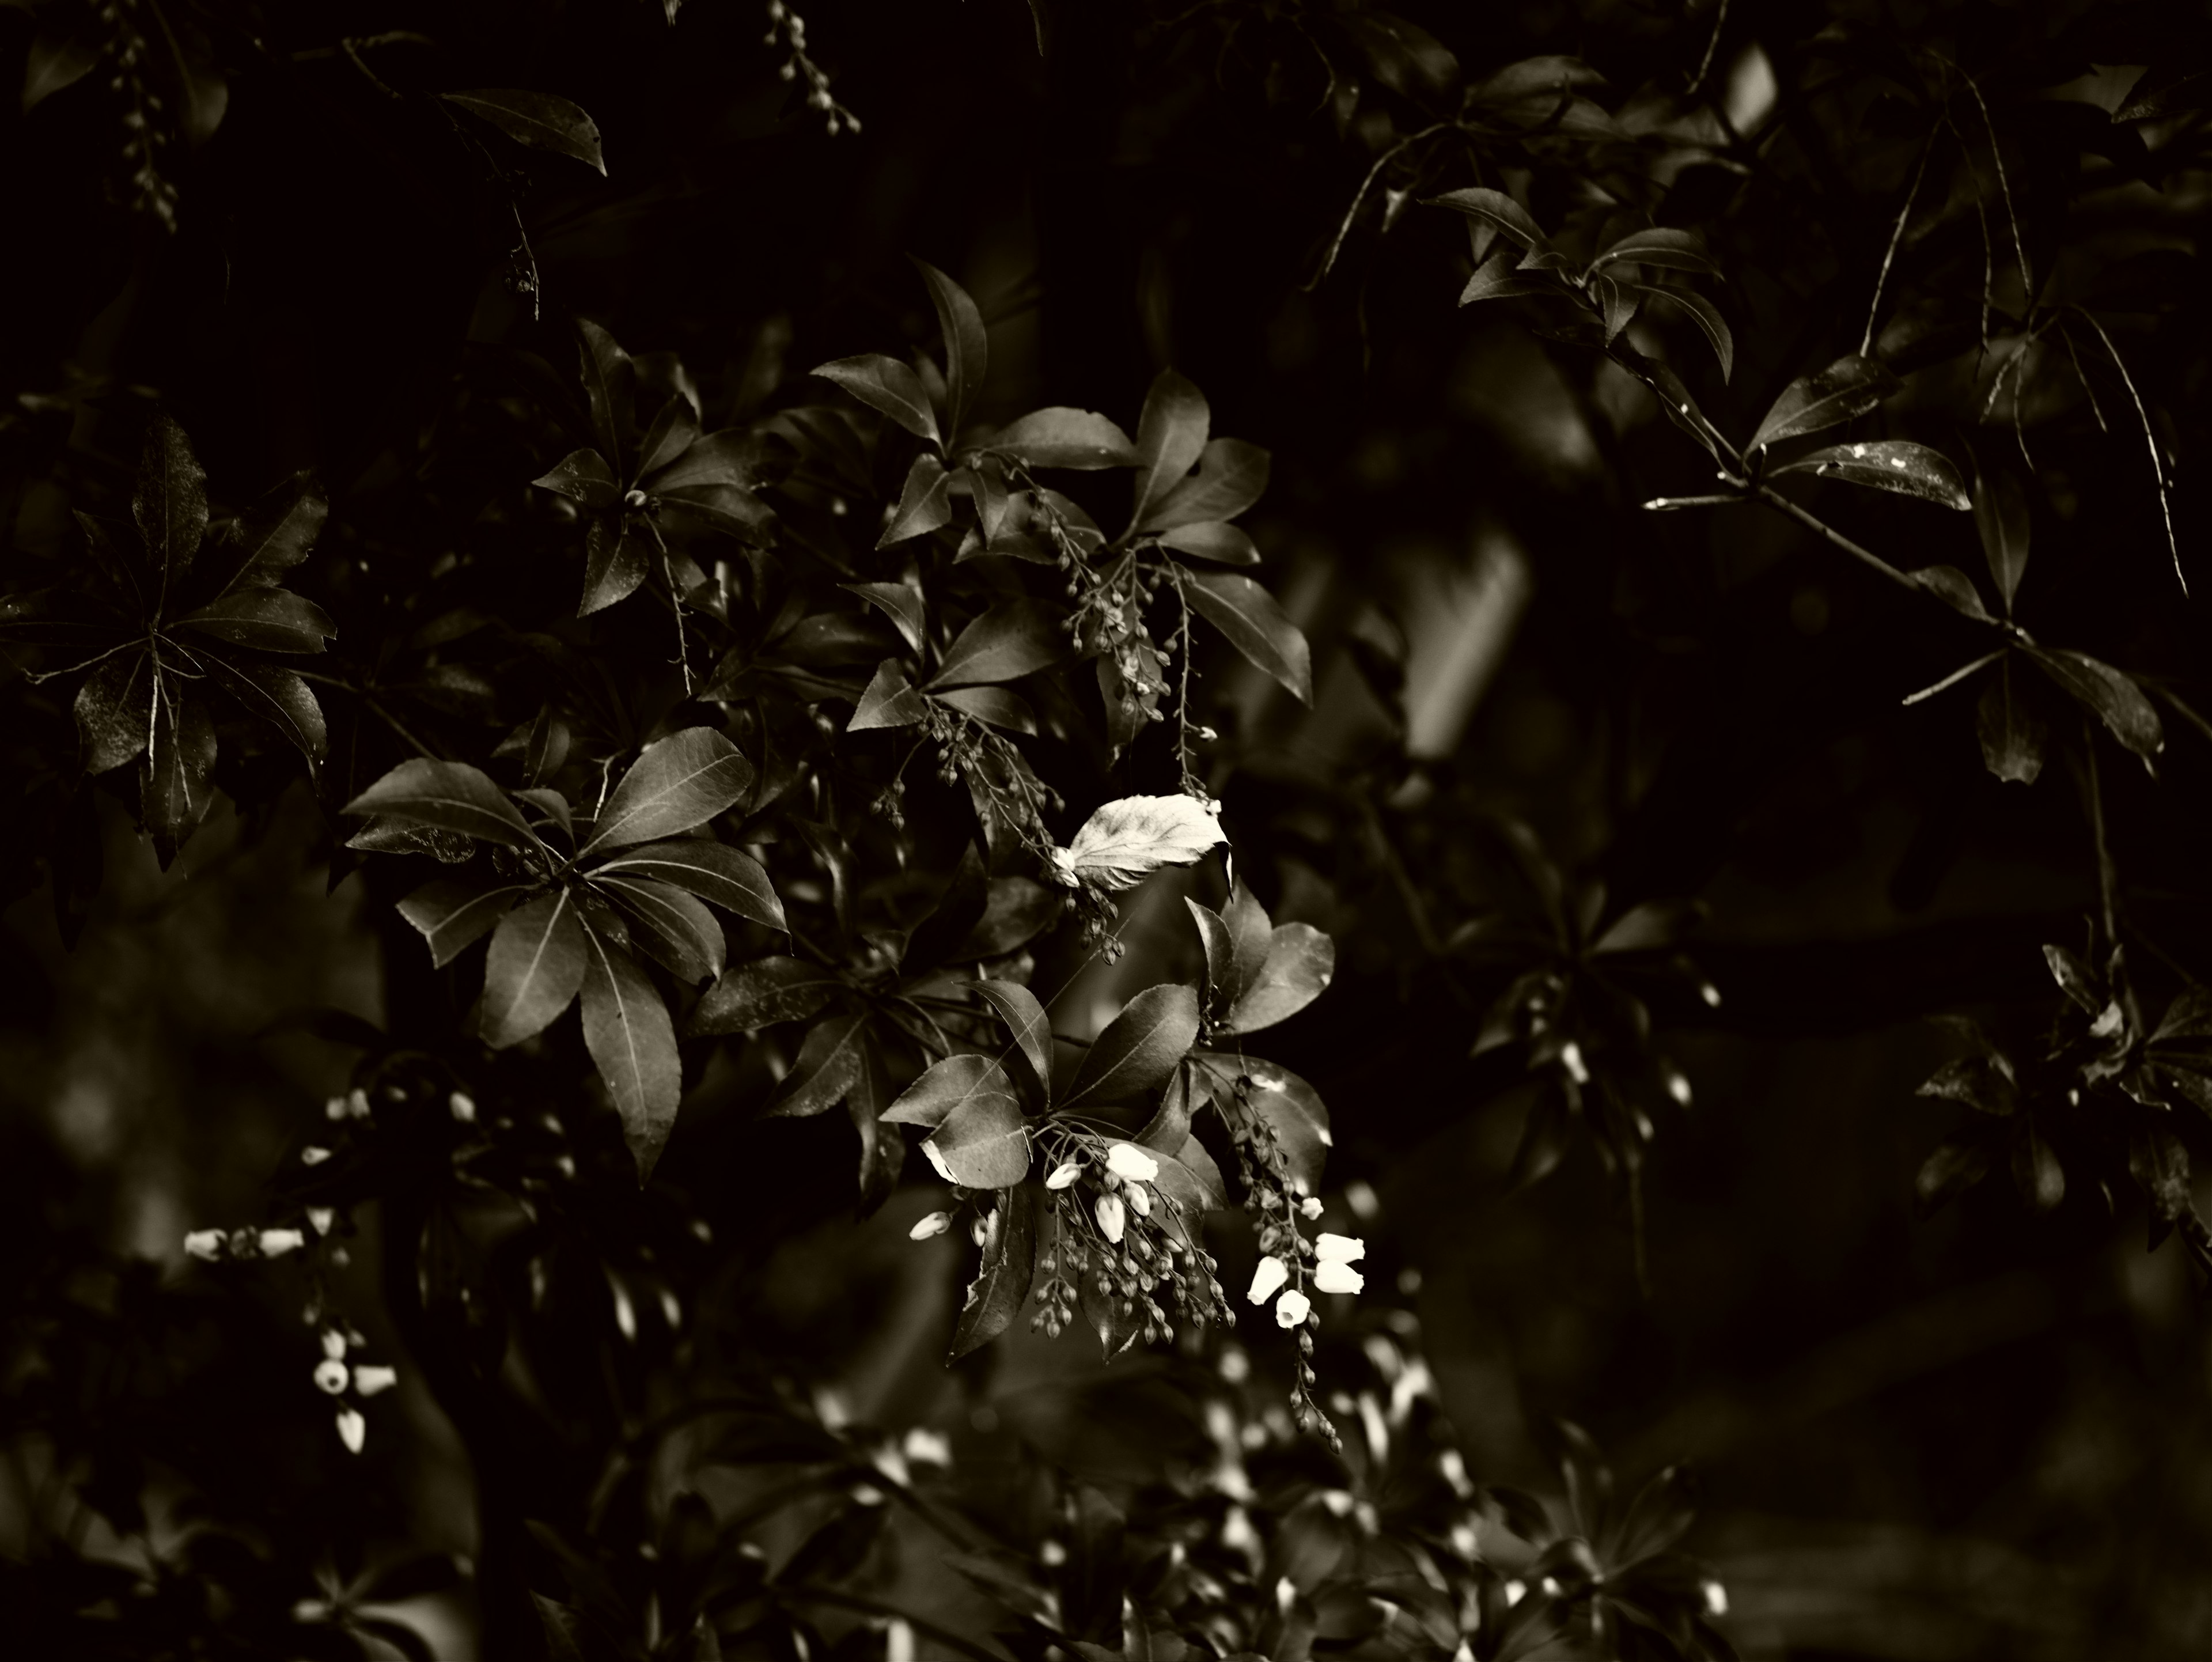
left=184, top=1225, right=308, bottom=1262
left=1247, top=1232, right=1365, bottom=1328
left=1029, top=1139, right=1235, bottom=1345
left=764, top=1, right=862, bottom=135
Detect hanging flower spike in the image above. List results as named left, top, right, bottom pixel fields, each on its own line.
left=1315, top=1232, right=1364, bottom=1263
left=1313, top=1259, right=1364, bottom=1294
left=1106, top=1142, right=1160, bottom=1181
left=1247, top=1255, right=1290, bottom=1304
left=910, top=1211, right=953, bottom=1241
left=1050, top=794, right=1227, bottom=892
left=1275, top=1288, right=1312, bottom=1327
left=1096, top=1191, right=1126, bottom=1244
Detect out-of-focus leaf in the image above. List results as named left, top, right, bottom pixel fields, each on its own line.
left=480, top=892, right=588, bottom=1047
left=1158, top=521, right=1260, bottom=565
left=1063, top=984, right=1199, bottom=1109
left=344, top=760, right=538, bottom=848
left=2114, top=58, right=2212, bottom=122
left=597, top=873, right=725, bottom=983
left=1185, top=571, right=1313, bottom=702
left=399, top=878, right=528, bottom=968
left=1916, top=1055, right=2020, bottom=1115
left=951, top=1186, right=1036, bottom=1359
left=441, top=89, right=606, bottom=174
left=23, top=35, right=98, bottom=113
left=934, top=685, right=1036, bottom=733
left=142, top=688, right=217, bottom=867
left=1506, top=1085, right=1573, bottom=1191
left=577, top=918, right=684, bottom=1179
left=982, top=407, right=1138, bottom=469
left=1747, top=355, right=1902, bottom=452
left=878, top=453, right=955, bottom=546
left=582, top=728, right=755, bottom=854
left=1128, top=370, right=1211, bottom=534
left=593, top=839, right=785, bottom=931
left=767, top=1014, right=869, bottom=1117
left=929, top=597, right=1068, bottom=687
left=955, top=877, right=1061, bottom=959
left=1143, top=438, right=1270, bottom=531
left=173, top=586, right=335, bottom=652
left=914, top=259, right=989, bottom=442
left=2013, top=1121, right=2065, bottom=1212
left=1976, top=657, right=2045, bottom=783
left=685, top=956, right=840, bottom=1033
left=2024, top=649, right=2163, bottom=758
left=1772, top=440, right=1971, bottom=509
left=134, top=415, right=208, bottom=589
left=923, top=1078, right=1031, bottom=1187
left=1972, top=459, right=2032, bottom=613
left=850, top=658, right=930, bottom=730
left=812, top=354, right=940, bottom=443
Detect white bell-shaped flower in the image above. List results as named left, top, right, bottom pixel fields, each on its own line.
left=908, top=1211, right=953, bottom=1241
left=1094, top=1192, right=1126, bottom=1244
left=1106, top=1143, right=1159, bottom=1182
left=1246, top=1255, right=1289, bottom=1305
left=1274, top=1288, right=1311, bottom=1327
left=1313, top=1260, right=1365, bottom=1296
left=1315, top=1232, right=1365, bottom=1263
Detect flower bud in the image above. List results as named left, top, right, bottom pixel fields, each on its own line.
left=1046, top=1161, right=1083, bottom=1190
left=307, top=1207, right=335, bottom=1236
left=1125, top=1183, right=1150, bottom=1218
left=1094, top=1193, right=1126, bottom=1244
left=909, top=1211, right=953, bottom=1241
left=321, top=1330, right=347, bottom=1361
left=1299, top=1196, right=1323, bottom=1220
left=449, top=1091, right=477, bottom=1123
left=299, top=1146, right=332, bottom=1167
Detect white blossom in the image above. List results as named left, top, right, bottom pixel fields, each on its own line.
left=306, top=1207, right=335, bottom=1236
left=1094, top=1192, right=1126, bottom=1244
left=1313, top=1260, right=1365, bottom=1296
left=1045, top=1161, right=1084, bottom=1190
left=1105, top=1143, right=1158, bottom=1182
left=1315, top=1232, right=1365, bottom=1263
left=335, top=1407, right=366, bottom=1454
left=1298, top=1196, right=1324, bottom=1220
left=321, top=1330, right=347, bottom=1361
left=909, top=1211, right=953, bottom=1241
left=1247, top=1255, right=1289, bottom=1305
left=353, top=1365, right=399, bottom=1398
left=313, top=1360, right=349, bottom=1395
left=1125, top=1183, right=1150, bottom=1218
left=449, top=1091, right=477, bottom=1123
left=299, top=1146, right=332, bottom=1167
left=183, top=1229, right=224, bottom=1262
left=1274, top=1288, right=1311, bottom=1327
left=258, top=1229, right=306, bottom=1258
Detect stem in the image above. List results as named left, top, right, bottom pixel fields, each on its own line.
left=1863, top=132, right=1937, bottom=357
left=1751, top=483, right=1923, bottom=599
left=1305, top=122, right=1459, bottom=290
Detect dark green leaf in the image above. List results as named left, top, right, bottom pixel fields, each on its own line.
left=654, top=483, right=776, bottom=544
left=850, top=658, right=930, bottom=730
left=812, top=355, right=940, bottom=444
left=1971, top=456, right=2031, bottom=611
left=929, top=597, right=1069, bottom=688
left=767, top=1014, right=869, bottom=1117
left=646, top=429, right=790, bottom=493
left=199, top=475, right=327, bottom=597
left=592, top=839, right=784, bottom=931
left=480, top=891, right=588, bottom=1047
left=925, top=1080, right=1031, bottom=1188
left=142, top=687, right=217, bottom=868
left=582, top=728, right=755, bottom=854
left=533, top=449, right=620, bottom=511
left=399, top=878, right=528, bottom=968
left=1186, top=899, right=1237, bottom=1020
left=581, top=516, right=652, bottom=615
left=636, top=396, right=700, bottom=480
left=1143, top=438, right=1270, bottom=531
left=950, top=1185, right=1036, bottom=1360
left=1158, top=521, right=1260, bottom=565
left=344, top=760, right=538, bottom=848
left=1221, top=923, right=1335, bottom=1034
left=1772, top=440, right=1971, bottom=509
left=578, top=917, right=684, bottom=1180
left=969, top=979, right=1054, bottom=1104
left=1064, top=984, right=1199, bottom=1109
left=983, top=407, right=1138, bottom=470
left=577, top=320, right=635, bottom=473
left=840, top=582, right=926, bottom=652
left=532, top=1596, right=592, bottom=1662
left=1909, top=564, right=1991, bottom=621
left=203, top=658, right=327, bottom=768
left=878, top=453, right=954, bottom=547
left=1458, top=249, right=1565, bottom=306
left=1976, top=657, right=2045, bottom=783
left=2012, top=1120, right=2065, bottom=1212
left=2025, top=649, right=2163, bottom=759
left=1128, top=370, right=1211, bottom=535
left=685, top=955, right=840, bottom=1034
left=134, top=415, right=207, bottom=593
left=1593, top=227, right=1720, bottom=277
left=885, top=1053, right=1017, bottom=1129
left=1184, top=571, right=1312, bottom=702
left=1426, top=187, right=1551, bottom=252
left=933, top=685, right=1036, bottom=733
left=441, top=89, right=605, bottom=174
left=172, top=586, right=334, bottom=653
left=1596, top=274, right=1639, bottom=343
left=913, top=259, right=989, bottom=442
left=1747, top=355, right=1903, bottom=452
left=1632, top=285, right=1732, bottom=380
left=597, top=872, right=725, bottom=983
left=75, top=649, right=155, bottom=773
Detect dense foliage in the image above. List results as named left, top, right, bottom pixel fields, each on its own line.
left=3, top=0, right=2210, bottom=1657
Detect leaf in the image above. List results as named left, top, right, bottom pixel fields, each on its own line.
left=2012, top=1121, right=2065, bottom=1212
left=1976, top=657, right=2045, bottom=783
left=913, top=259, right=989, bottom=442
left=1592, top=227, right=1721, bottom=277
left=1184, top=571, right=1312, bottom=702
left=1186, top=900, right=1238, bottom=1018
left=1972, top=459, right=2031, bottom=613
left=75, top=649, right=155, bottom=773
left=969, top=979, right=1054, bottom=1104
left=1916, top=1055, right=2020, bottom=1116
left=2024, top=649, right=2163, bottom=759
left=876, top=453, right=953, bottom=548
left=685, top=956, right=840, bottom=1034
left=1198, top=1052, right=1332, bottom=1195
left=582, top=728, right=755, bottom=854
left=134, top=415, right=209, bottom=592
left=533, top=449, right=621, bottom=512
left=1063, top=984, right=1200, bottom=1110
left=924, top=1083, right=1031, bottom=1188
left=1744, top=354, right=1902, bottom=453
left=1596, top=275, right=1639, bottom=343
left=592, top=839, right=784, bottom=931
left=204, top=658, right=328, bottom=768
left=904, top=841, right=990, bottom=970
left=929, top=597, right=1069, bottom=688
left=647, top=429, right=790, bottom=494
left=172, top=587, right=335, bottom=653
left=576, top=918, right=684, bottom=1181
left=1143, top=439, right=1271, bottom=531
left=1457, top=248, right=1565, bottom=306
left=142, top=687, right=217, bottom=867
left=933, top=685, right=1036, bottom=734
left=533, top=1596, right=593, bottom=1662
left=198, top=475, right=328, bottom=597
left=1128, top=370, right=1212, bottom=535
left=1157, top=521, right=1260, bottom=565
left=1772, top=440, right=1971, bottom=509
left=950, top=1186, right=1037, bottom=1360
left=1426, top=187, right=1551, bottom=253
left=576, top=321, right=635, bottom=474
left=636, top=396, right=700, bottom=480
left=597, top=873, right=725, bottom=983
left=1221, top=923, right=1335, bottom=1034
left=1051, top=794, right=1226, bottom=892
left=2114, top=57, right=2212, bottom=123
left=654, top=483, right=776, bottom=544
left=1908, top=564, right=1991, bottom=622
left=480, top=892, right=588, bottom=1047
left=440, top=89, right=605, bottom=174
left=1631, top=285, right=1732, bottom=380
left=840, top=582, right=926, bottom=652
left=885, top=1054, right=1018, bottom=1129
left=23, top=35, right=99, bottom=114
left=983, top=407, right=1137, bottom=470
left=767, top=1014, right=869, bottom=1117
left=812, top=355, right=940, bottom=444
left=344, top=760, right=539, bottom=849
left=1152, top=1135, right=1228, bottom=1217
left=399, top=878, right=529, bottom=968
left=850, top=659, right=930, bottom=730
left=580, top=516, right=653, bottom=615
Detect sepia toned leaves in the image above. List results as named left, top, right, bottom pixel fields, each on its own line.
left=767, top=1014, right=870, bottom=1118
left=1143, top=438, right=1270, bottom=531
left=950, top=1186, right=1036, bottom=1360
left=1128, top=370, right=1211, bottom=534
left=812, top=355, right=940, bottom=444
left=1184, top=571, right=1312, bottom=702
left=577, top=916, right=684, bottom=1180
left=481, top=892, right=588, bottom=1047
left=984, top=407, right=1137, bottom=470
left=929, top=598, right=1067, bottom=688
left=1051, top=794, right=1225, bottom=892
left=1748, top=355, right=1902, bottom=453
left=685, top=956, right=840, bottom=1035
left=592, top=839, right=783, bottom=932
left=441, top=89, right=606, bottom=174
left=399, top=878, right=529, bottom=968
left=913, top=259, right=988, bottom=442
left=1063, top=984, right=1199, bottom=1110
left=345, top=760, right=539, bottom=849
left=1772, top=440, right=1971, bottom=509
left=582, top=728, right=754, bottom=855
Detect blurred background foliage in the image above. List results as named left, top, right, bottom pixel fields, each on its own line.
left=4, top=0, right=2212, bottom=1657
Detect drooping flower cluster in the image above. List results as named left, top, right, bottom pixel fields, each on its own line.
left=1028, top=1135, right=1236, bottom=1349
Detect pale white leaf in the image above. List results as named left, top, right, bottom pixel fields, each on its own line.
left=1050, top=793, right=1226, bottom=892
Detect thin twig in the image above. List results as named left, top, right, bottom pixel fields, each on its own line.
left=1305, top=122, right=1456, bottom=291
left=1687, top=0, right=1734, bottom=96
left=1902, top=649, right=2005, bottom=706
left=2073, top=309, right=2182, bottom=594
left=1862, top=132, right=1938, bottom=357
left=1954, top=67, right=2031, bottom=300
left=1751, top=484, right=1925, bottom=599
